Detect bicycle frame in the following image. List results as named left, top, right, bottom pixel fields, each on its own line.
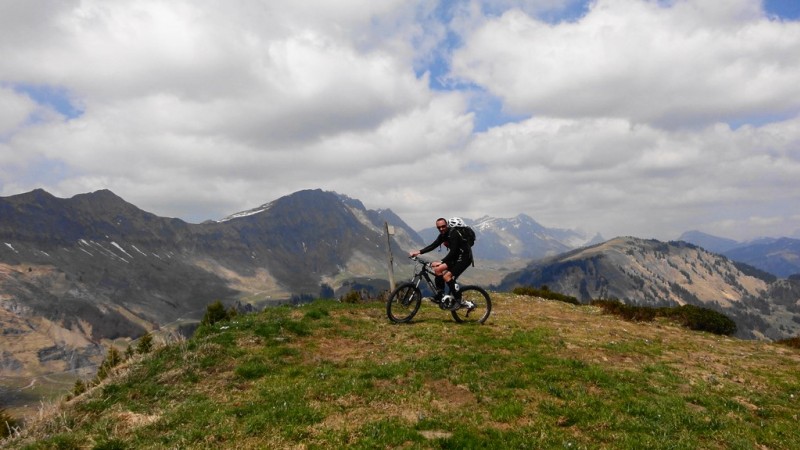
left=408, top=257, right=439, bottom=295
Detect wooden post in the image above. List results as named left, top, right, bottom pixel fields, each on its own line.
left=385, top=222, right=395, bottom=292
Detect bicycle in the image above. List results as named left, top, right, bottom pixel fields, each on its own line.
left=386, top=256, right=492, bottom=324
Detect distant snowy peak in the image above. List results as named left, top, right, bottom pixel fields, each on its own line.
left=471, top=214, right=545, bottom=232
left=471, top=214, right=598, bottom=247
left=219, top=202, right=273, bottom=222
left=417, top=214, right=602, bottom=261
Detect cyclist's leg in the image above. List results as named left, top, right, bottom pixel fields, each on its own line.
left=445, top=260, right=470, bottom=299
left=434, top=275, right=445, bottom=300
left=434, top=263, right=450, bottom=292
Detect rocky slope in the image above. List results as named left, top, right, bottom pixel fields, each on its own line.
left=0, top=189, right=417, bottom=392
left=499, top=237, right=800, bottom=340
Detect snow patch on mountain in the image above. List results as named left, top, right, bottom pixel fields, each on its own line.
left=219, top=203, right=273, bottom=222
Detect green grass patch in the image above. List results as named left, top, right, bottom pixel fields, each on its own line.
left=6, top=295, right=799, bottom=449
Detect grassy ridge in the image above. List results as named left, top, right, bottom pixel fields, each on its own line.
left=5, top=294, right=800, bottom=449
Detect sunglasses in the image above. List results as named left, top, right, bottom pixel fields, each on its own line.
left=437, top=225, right=447, bottom=230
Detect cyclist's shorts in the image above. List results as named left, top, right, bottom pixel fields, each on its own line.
left=448, top=258, right=472, bottom=279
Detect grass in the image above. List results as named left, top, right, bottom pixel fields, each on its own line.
left=4, top=293, right=800, bottom=449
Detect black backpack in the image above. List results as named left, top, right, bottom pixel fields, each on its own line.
left=455, top=226, right=476, bottom=248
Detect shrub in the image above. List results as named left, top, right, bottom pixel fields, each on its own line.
left=1, top=407, right=18, bottom=438
left=137, top=332, right=154, bottom=355
left=513, top=286, right=580, bottom=305
left=775, top=337, right=800, bottom=349
left=591, top=299, right=625, bottom=314
left=341, top=290, right=362, bottom=304
left=95, top=346, right=123, bottom=382
left=590, top=300, right=735, bottom=334
left=661, top=305, right=737, bottom=336
left=591, top=299, right=656, bottom=322
left=72, top=379, right=87, bottom=397
left=513, top=286, right=537, bottom=296
left=201, top=301, right=231, bottom=326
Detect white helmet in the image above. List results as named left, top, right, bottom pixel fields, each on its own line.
left=447, top=217, right=465, bottom=228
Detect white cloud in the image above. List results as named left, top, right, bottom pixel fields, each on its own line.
left=1, top=0, right=799, bottom=243
left=456, top=113, right=800, bottom=240
left=0, top=87, right=38, bottom=135
left=450, top=0, right=800, bottom=128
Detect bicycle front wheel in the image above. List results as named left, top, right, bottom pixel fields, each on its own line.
left=387, top=282, right=422, bottom=323
left=451, top=286, right=492, bottom=324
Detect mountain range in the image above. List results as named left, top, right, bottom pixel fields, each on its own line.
left=2, top=188, right=800, bottom=413
left=418, top=214, right=604, bottom=261
left=679, top=230, right=800, bottom=278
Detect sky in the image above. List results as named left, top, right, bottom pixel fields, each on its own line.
left=1, top=0, right=800, bottom=242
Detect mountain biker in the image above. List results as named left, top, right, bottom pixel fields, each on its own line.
left=409, top=217, right=473, bottom=306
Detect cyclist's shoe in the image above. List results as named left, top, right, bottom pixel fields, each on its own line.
left=449, top=298, right=475, bottom=312
left=439, top=294, right=454, bottom=310
left=448, top=298, right=465, bottom=311
left=432, top=291, right=444, bottom=304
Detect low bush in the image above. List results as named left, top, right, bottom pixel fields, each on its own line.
left=95, top=346, right=123, bottom=382
left=137, top=332, right=154, bottom=355
left=775, top=336, right=800, bottom=349
left=72, top=379, right=87, bottom=397
left=513, top=286, right=580, bottom=305
left=591, top=299, right=656, bottom=322
left=660, top=304, right=737, bottom=336
left=340, top=290, right=362, bottom=304
left=1, top=407, right=18, bottom=438
left=201, top=301, right=232, bottom=326
left=591, top=299, right=736, bottom=336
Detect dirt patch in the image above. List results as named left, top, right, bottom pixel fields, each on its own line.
left=419, top=430, right=453, bottom=439
left=112, top=410, right=161, bottom=435
left=425, top=379, right=477, bottom=412
left=313, top=397, right=422, bottom=435
left=312, top=336, right=383, bottom=364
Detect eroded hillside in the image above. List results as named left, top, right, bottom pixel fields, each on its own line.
left=501, top=237, right=800, bottom=340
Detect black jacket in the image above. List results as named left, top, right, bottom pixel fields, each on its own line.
left=420, top=228, right=472, bottom=266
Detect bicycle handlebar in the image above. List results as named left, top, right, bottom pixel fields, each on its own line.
left=409, top=255, right=433, bottom=266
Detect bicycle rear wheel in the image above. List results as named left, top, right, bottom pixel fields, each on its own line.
left=387, top=282, right=422, bottom=323
left=451, top=286, right=491, bottom=324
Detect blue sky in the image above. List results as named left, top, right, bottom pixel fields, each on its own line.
left=421, top=0, right=591, bottom=131
left=10, top=83, right=84, bottom=120
left=764, top=0, right=800, bottom=18
left=2, top=0, right=800, bottom=241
